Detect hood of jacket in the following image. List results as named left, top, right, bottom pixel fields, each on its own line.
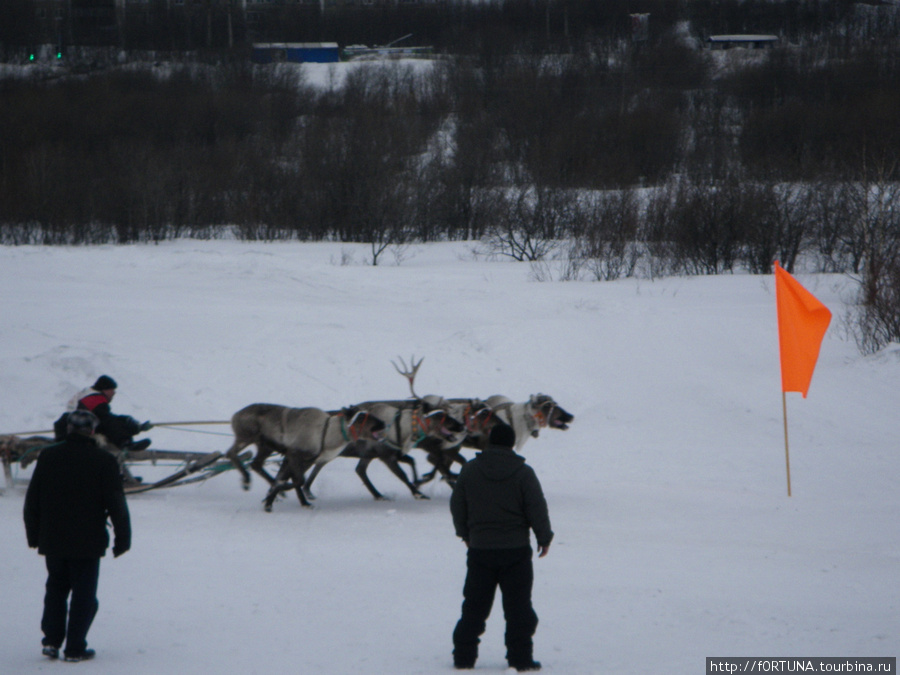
left=475, top=445, right=526, bottom=481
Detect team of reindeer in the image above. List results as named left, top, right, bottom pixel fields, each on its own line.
left=226, top=357, right=574, bottom=511
left=0, top=358, right=573, bottom=508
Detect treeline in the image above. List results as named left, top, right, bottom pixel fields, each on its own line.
left=1, top=5, right=899, bottom=350
left=2, top=37, right=898, bottom=242
left=3, top=0, right=894, bottom=56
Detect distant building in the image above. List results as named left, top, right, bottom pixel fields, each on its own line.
left=707, top=35, right=778, bottom=50
left=251, top=43, right=340, bottom=64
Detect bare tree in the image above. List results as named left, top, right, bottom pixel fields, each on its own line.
left=572, top=189, right=641, bottom=281
left=847, top=159, right=900, bottom=352
left=482, top=185, right=578, bottom=261
left=809, top=179, right=856, bottom=273
left=742, top=181, right=813, bottom=274
left=651, top=176, right=744, bottom=275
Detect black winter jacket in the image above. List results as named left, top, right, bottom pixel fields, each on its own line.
left=24, top=433, right=131, bottom=559
left=53, top=390, right=141, bottom=446
left=450, top=444, right=553, bottom=550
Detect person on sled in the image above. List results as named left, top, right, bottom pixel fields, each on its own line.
left=54, top=376, right=153, bottom=452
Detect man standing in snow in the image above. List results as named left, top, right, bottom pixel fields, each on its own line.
left=24, top=409, right=132, bottom=662
left=450, top=422, right=553, bottom=672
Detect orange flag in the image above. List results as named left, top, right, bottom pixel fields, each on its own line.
left=774, top=261, right=832, bottom=398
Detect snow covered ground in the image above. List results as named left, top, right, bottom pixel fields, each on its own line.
left=1, top=240, right=897, bottom=674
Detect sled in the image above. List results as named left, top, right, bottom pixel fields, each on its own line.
left=1, top=433, right=249, bottom=495
left=119, top=449, right=227, bottom=494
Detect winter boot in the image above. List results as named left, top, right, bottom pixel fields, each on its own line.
left=63, top=648, right=96, bottom=662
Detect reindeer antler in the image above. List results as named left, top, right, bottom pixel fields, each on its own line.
left=392, top=355, right=424, bottom=399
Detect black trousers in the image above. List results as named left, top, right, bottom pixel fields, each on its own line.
left=452, top=546, right=538, bottom=668
left=41, top=556, right=100, bottom=656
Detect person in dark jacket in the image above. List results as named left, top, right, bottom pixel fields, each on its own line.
left=53, top=375, right=152, bottom=451
left=24, top=409, right=132, bottom=662
left=450, top=422, right=553, bottom=672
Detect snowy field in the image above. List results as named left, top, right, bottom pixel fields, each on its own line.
left=1, top=240, right=897, bottom=674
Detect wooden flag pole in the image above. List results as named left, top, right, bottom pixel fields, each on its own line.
left=782, top=391, right=792, bottom=497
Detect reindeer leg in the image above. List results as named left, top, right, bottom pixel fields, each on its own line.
left=443, top=449, right=467, bottom=482
left=2, top=452, right=12, bottom=493
left=416, top=459, right=439, bottom=487
left=416, top=447, right=456, bottom=486
left=263, top=458, right=293, bottom=512
left=226, top=440, right=254, bottom=490
left=289, top=456, right=315, bottom=509
left=303, top=463, right=323, bottom=501
left=413, top=438, right=441, bottom=486
left=250, top=440, right=279, bottom=486
left=379, top=451, right=429, bottom=500
left=398, top=453, right=419, bottom=483
left=355, top=456, right=388, bottom=500
left=418, top=446, right=463, bottom=486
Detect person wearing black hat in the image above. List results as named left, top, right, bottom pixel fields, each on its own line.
left=450, top=422, right=553, bottom=672
left=54, top=375, right=152, bottom=452
left=24, top=409, right=132, bottom=662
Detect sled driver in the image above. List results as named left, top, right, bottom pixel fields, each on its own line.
left=54, top=375, right=153, bottom=452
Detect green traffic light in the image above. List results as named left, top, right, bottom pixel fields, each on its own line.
left=29, top=54, right=35, bottom=61
left=57, top=52, right=62, bottom=59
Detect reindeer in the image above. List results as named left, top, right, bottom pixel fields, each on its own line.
left=304, top=399, right=465, bottom=501
left=224, top=403, right=385, bottom=510
left=383, top=356, right=500, bottom=487
left=386, top=358, right=576, bottom=485
left=302, top=357, right=475, bottom=501
left=415, top=393, right=574, bottom=486
left=412, top=396, right=499, bottom=487
left=484, top=394, right=573, bottom=451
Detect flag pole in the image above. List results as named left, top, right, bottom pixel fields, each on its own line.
left=782, top=391, right=792, bottom=497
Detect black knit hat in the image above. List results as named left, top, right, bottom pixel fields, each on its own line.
left=488, top=423, right=516, bottom=448
left=93, top=375, right=117, bottom=391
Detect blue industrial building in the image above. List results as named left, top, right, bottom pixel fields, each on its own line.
left=251, top=43, right=340, bottom=64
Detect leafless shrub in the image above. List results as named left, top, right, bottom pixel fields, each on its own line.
left=641, top=176, right=744, bottom=276
left=808, top=180, right=857, bottom=273
left=846, top=165, right=900, bottom=353
left=741, top=182, right=813, bottom=274
left=481, top=185, right=577, bottom=262
left=852, top=256, right=900, bottom=354
left=572, top=190, right=641, bottom=281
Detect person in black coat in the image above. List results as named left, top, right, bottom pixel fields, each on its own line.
left=450, top=422, right=553, bottom=672
left=53, top=375, right=152, bottom=450
left=24, top=409, right=132, bottom=662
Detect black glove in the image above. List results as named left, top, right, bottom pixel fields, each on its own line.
left=140, top=421, right=153, bottom=431
left=113, top=544, right=129, bottom=558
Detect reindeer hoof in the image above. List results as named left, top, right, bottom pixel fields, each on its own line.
left=414, top=493, right=430, bottom=500
left=264, top=503, right=273, bottom=513
left=242, top=481, right=251, bottom=491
